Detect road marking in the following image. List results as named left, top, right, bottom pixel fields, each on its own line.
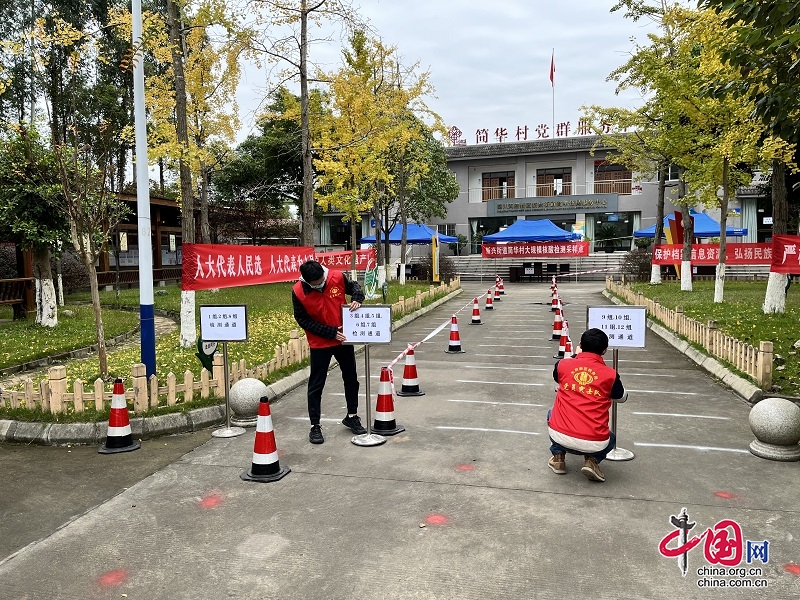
left=474, top=353, right=549, bottom=359
left=626, top=389, right=700, bottom=396
left=464, top=365, right=550, bottom=372
left=633, top=412, right=730, bottom=420
left=478, top=344, right=548, bottom=348
left=448, top=399, right=545, bottom=407
left=436, top=426, right=540, bottom=435
left=288, top=417, right=341, bottom=423
left=619, top=372, right=676, bottom=378
left=456, top=380, right=546, bottom=386
left=482, top=336, right=547, bottom=339
left=633, top=442, right=749, bottom=454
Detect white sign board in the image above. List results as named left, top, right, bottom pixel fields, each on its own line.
left=586, top=305, right=647, bottom=349
left=342, top=305, right=392, bottom=344
left=200, top=305, right=248, bottom=342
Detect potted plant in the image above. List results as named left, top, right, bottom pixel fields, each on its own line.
left=595, top=223, right=620, bottom=253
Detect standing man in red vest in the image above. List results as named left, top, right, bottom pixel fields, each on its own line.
left=293, top=260, right=367, bottom=444
left=547, top=328, right=626, bottom=482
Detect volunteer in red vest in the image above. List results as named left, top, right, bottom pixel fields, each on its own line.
left=547, top=328, right=627, bottom=482
left=293, top=260, right=367, bottom=444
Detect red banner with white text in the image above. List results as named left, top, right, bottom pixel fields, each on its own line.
left=182, top=244, right=316, bottom=291
left=315, top=249, right=376, bottom=271
left=482, top=241, right=589, bottom=258
left=651, top=243, right=772, bottom=265
left=770, top=235, right=800, bottom=274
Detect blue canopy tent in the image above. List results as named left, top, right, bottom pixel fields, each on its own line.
left=359, top=223, right=457, bottom=244
left=482, top=219, right=582, bottom=243
left=633, top=211, right=747, bottom=238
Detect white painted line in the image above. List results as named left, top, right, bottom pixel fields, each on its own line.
left=478, top=344, right=549, bottom=348
left=464, top=365, right=550, bottom=372
left=617, top=360, right=664, bottom=364
left=437, top=426, right=540, bottom=435
left=633, top=412, right=730, bottom=420
left=619, top=373, right=676, bottom=378
left=448, top=399, right=545, bottom=407
left=456, top=380, right=546, bottom=386
left=626, top=389, right=700, bottom=396
left=288, top=417, right=341, bottom=423
left=482, top=336, right=547, bottom=339
left=634, top=442, right=749, bottom=454
left=475, top=354, right=548, bottom=359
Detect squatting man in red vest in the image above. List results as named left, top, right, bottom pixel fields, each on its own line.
left=293, top=260, right=367, bottom=444
left=547, top=328, right=627, bottom=482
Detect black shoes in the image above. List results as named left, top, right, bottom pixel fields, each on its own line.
left=341, top=414, right=367, bottom=435
left=309, top=424, right=324, bottom=444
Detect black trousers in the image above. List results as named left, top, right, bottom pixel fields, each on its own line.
left=308, top=344, right=360, bottom=425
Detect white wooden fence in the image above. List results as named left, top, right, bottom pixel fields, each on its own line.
left=606, top=278, right=773, bottom=390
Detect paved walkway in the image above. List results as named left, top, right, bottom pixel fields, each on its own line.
left=1, top=281, right=797, bottom=599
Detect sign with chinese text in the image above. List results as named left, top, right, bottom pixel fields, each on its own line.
left=342, top=305, right=392, bottom=344
left=182, top=244, right=316, bottom=291
left=651, top=244, right=772, bottom=265
left=316, top=249, right=376, bottom=271
left=586, top=306, right=646, bottom=349
left=200, top=305, right=248, bottom=342
left=482, top=242, right=589, bottom=258
left=770, top=235, right=800, bottom=274
left=489, top=195, right=618, bottom=216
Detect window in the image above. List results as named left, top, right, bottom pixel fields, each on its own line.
left=594, top=161, right=632, bottom=195
left=536, top=168, right=572, bottom=196
left=439, top=223, right=456, bottom=237
left=661, top=164, right=680, bottom=181
left=482, top=171, right=515, bottom=201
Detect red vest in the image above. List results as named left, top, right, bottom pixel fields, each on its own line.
left=549, top=352, right=618, bottom=442
left=293, top=269, right=347, bottom=349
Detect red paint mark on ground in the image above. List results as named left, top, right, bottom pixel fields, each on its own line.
left=784, top=564, right=800, bottom=576
left=97, top=569, right=128, bottom=587
left=200, top=492, right=223, bottom=508
left=425, top=514, right=448, bottom=526
left=714, top=491, right=737, bottom=499
left=277, top=449, right=286, bottom=457
left=455, top=464, right=475, bottom=471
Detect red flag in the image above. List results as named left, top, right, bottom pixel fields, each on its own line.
left=549, top=50, right=555, bottom=86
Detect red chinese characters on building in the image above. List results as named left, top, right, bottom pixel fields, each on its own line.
left=652, top=244, right=772, bottom=265
left=481, top=242, right=589, bottom=258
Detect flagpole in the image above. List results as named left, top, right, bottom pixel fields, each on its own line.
left=551, top=48, right=555, bottom=136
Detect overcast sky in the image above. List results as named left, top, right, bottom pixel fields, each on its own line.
left=235, top=0, right=664, bottom=144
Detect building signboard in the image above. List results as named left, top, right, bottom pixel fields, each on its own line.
left=488, top=194, right=619, bottom=217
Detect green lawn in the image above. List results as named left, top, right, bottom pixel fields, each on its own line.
left=627, top=280, right=800, bottom=396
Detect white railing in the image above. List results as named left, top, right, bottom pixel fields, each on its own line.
left=467, top=179, right=635, bottom=202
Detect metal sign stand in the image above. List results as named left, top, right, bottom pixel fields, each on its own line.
left=351, top=344, right=386, bottom=447
left=212, top=341, right=246, bottom=438
left=605, top=348, right=634, bottom=461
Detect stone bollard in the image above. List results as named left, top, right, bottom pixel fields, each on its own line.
left=229, top=378, right=271, bottom=427
left=749, top=397, right=800, bottom=461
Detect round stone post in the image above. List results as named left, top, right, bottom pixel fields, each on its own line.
left=749, top=397, right=800, bottom=461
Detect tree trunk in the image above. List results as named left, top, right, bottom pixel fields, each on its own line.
left=85, top=260, right=108, bottom=377
left=33, top=246, right=57, bottom=327
left=168, top=0, right=197, bottom=347
left=200, top=161, right=211, bottom=243
left=349, top=218, right=357, bottom=280
left=764, top=159, right=788, bottom=314
left=650, top=163, right=667, bottom=284
left=714, top=157, right=729, bottom=303
left=679, top=174, right=693, bottom=291
left=299, top=2, right=315, bottom=247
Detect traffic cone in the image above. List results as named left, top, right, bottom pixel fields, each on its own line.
left=485, top=288, right=494, bottom=311
left=551, top=299, right=563, bottom=340
left=396, top=346, right=425, bottom=396
left=470, top=297, right=483, bottom=325
left=99, top=378, right=140, bottom=454
left=554, top=324, right=569, bottom=359
left=564, top=321, right=575, bottom=357
left=493, top=284, right=502, bottom=302
left=241, top=397, right=291, bottom=482
left=372, top=367, right=405, bottom=435
left=498, top=278, right=506, bottom=295
left=444, top=315, right=466, bottom=354
left=551, top=282, right=560, bottom=311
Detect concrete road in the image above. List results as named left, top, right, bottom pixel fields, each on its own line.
left=1, top=281, right=798, bottom=599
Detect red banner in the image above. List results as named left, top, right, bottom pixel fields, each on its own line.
left=771, top=235, right=800, bottom=274
left=316, top=249, right=376, bottom=270
left=651, top=243, right=772, bottom=265
left=182, top=244, right=316, bottom=291
left=482, top=242, right=589, bottom=258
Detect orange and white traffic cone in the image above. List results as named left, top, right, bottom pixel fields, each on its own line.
left=444, top=315, right=466, bottom=354
left=470, top=297, right=483, bottom=325
left=493, top=284, right=502, bottom=302
left=554, top=324, right=569, bottom=359
left=372, top=367, right=405, bottom=435
left=551, top=299, right=563, bottom=340
left=551, top=282, right=560, bottom=311
left=241, top=397, right=291, bottom=482
left=563, top=321, right=575, bottom=357
left=99, top=378, right=140, bottom=454
left=485, top=288, right=494, bottom=311
left=498, top=277, right=506, bottom=295
left=396, top=346, right=425, bottom=396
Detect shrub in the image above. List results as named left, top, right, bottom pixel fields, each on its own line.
left=415, top=253, right=457, bottom=284
left=621, top=248, right=652, bottom=282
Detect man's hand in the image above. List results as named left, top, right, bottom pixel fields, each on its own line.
left=349, top=300, right=361, bottom=312
left=336, top=326, right=347, bottom=342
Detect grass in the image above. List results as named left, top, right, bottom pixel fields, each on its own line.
left=627, top=280, right=800, bottom=397
left=0, top=279, right=456, bottom=421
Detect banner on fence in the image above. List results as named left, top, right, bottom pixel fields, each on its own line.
left=651, top=243, right=772, bottom=265
left=482, top=241, right=589, bottom=258
left=182, top=244, right=316, bottom=291
left=316, top=249, right=376, bottom=270
left=770, top=235, right=800, bottom=274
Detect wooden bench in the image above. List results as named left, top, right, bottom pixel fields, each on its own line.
left=0, top=278, right=33, bottom=319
